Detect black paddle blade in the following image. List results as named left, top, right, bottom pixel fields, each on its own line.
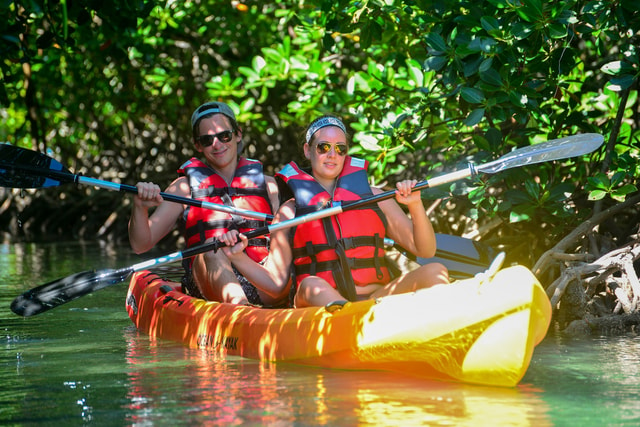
left=0, top=143, right=69, bottom=189
left=10, top=267, right=134, bottom=317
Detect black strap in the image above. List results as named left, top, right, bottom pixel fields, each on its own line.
left=294, top=257, right=388, bottom=277
left=185, top=218, right=266, bottom=240
left=185, top=219, right=269, bottom=248
left=322, top=217, right=358, bottom=302
left=192, top=186, right=268, bottom=199
left=292, top=235, right=383, bottom=258
left=304, top=241, right=317, bottom=276
left=372, top=233, right=384, bottom=279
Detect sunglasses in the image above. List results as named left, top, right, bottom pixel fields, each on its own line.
left=314, top=142, right=348, bottom=156
left=197, top=130, right=234, bottom=147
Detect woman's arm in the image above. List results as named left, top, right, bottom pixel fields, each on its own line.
left=220, top=199, right=296, bottom=299
left=376, top=180, right=437, bottom=259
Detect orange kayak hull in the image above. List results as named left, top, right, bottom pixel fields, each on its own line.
left=126, top=265, right=551, bottom=387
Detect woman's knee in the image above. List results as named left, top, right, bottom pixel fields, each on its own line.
left=298, top=276, right=328, bottom=295
left=295, top=276, right=339, bottom=307
left=418, top=262, right=450, bottom=284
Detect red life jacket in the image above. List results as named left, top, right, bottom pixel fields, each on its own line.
left=276, top=157, right=390, bottom=301
left=179, top=157, right=272, bottom=263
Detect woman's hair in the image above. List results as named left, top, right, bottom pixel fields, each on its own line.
left=304, top=114, right=350, bottom=145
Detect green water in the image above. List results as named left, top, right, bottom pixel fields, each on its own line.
left=1, top=242, right=639, bottom=426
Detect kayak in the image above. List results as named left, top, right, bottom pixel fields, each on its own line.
left=126, top=262, right=551, bottom=387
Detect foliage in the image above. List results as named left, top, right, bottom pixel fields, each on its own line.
left=1, top=0, right=639, bottom=264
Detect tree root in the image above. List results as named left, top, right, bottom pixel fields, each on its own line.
left=545, top=241, right=640, bottom=308
left=533, top=194, right=640, bottom=336
left=564, top=312, right=640, bottom=337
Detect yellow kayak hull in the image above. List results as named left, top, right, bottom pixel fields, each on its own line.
left=126, top=265, right=551, bottom=387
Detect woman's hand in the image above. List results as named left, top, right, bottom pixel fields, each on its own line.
left=394, top=179, right=421, bottom=208
left=219, top=230, right=249, bottom=258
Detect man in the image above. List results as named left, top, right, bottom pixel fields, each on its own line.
left=128, top=101, right=283, bottom=306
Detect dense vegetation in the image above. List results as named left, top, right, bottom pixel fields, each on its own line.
left=2, top=0, right=639, bottom=278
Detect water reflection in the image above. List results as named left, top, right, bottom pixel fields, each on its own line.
left=2, top=241, right=128, bottom=293
left=523, top=333, right=640, bottom=425
left=123, top=329, right=552, bottom=426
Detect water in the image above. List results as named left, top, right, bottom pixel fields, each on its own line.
left=2, top=242, right=640, bottom=426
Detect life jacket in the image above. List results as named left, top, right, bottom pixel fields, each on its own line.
left=276, top=157, right=390, bottom=301
left=179, top=157, right=272, bottom=263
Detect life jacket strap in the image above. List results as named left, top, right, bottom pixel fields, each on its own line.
left=322, top=217, right=358, bottom=302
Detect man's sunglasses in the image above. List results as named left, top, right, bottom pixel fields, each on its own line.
left=197, top=130, right=234, bottom=147
left=314, top=142, right=348, bottom=156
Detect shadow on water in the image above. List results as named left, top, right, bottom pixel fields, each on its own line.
left=2, top=241, right=640, bottom=425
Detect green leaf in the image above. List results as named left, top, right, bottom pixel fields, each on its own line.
left=468, top=37, right=498, bottom=54
left=607, top=75, right=636, bottom=91
left=238, top=66, right=260, bottom=80
left=252, top=56, right=267, bottom=74
left=424, top=56, right=448, bottom=71
left=463, top=56, right=483, bottom=77
left=586, top=173, right=609, bottom=189
left=512, top=22, right=534, bottom=39
left=479, top=68, right=503, bottom=87
left=407, top=60, right=424, bottom=86
left=612, top=184, right=638, bottom=199
left=548, top=23, right=568, bottom=38
left=508, top=90, right=528, bottom=107
left=509, top=210, right=532, bottom=223
left=479, top=57, right=493, bottom=73
left=588, top=190, right=608, bottom=201
left=464, top=108, right=485, bottom=126
left=468, top=186, right=486, bottom=203
left=358, top=134, right=382, bottom=151
left=611, top=171, right=626, bottom=186
left=424, top=33, right=447, bottom=52
left=601, top=61, right=636, bottom=75
left=258, top=85, right=269, bottom=103
left=524, top=179, right=540, bottom=199
left=480, top=16, right=500, bottom=34
left=516, top=0, right=544, bottom=22
left=460, top=87, right=486, bottom=103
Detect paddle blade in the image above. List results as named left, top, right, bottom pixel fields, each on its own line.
left=10, top=267, right=134, bottom=317
left=0, top=143, right=70, bottom=189
left=478, top=133, right=604, bottom=174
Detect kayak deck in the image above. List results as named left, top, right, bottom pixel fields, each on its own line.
left=126, top=265, right=551, bottom=387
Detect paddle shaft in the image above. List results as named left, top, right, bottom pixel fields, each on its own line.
left=179, top=132, right=605, bottom=255
left=2, top=159, right=273, bottom=221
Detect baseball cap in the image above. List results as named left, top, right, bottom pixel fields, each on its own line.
left=191, top=102, right=237, bottom=128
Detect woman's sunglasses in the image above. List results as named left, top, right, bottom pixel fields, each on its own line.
left=197, top=130, right=234, bottom=147
left=314, top=142, right=348, bottom=156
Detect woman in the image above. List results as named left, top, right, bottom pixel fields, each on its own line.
left=220, top=115, right=449, bottom=307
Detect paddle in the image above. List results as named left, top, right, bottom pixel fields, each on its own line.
left=10, top=133, right=604, bottom=317
left=0, top=143, right=273, bottom=221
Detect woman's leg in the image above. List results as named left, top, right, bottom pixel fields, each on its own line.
left=370, top=262, right=449, bottom=299
left=294, top=276, right=345, bottom=308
